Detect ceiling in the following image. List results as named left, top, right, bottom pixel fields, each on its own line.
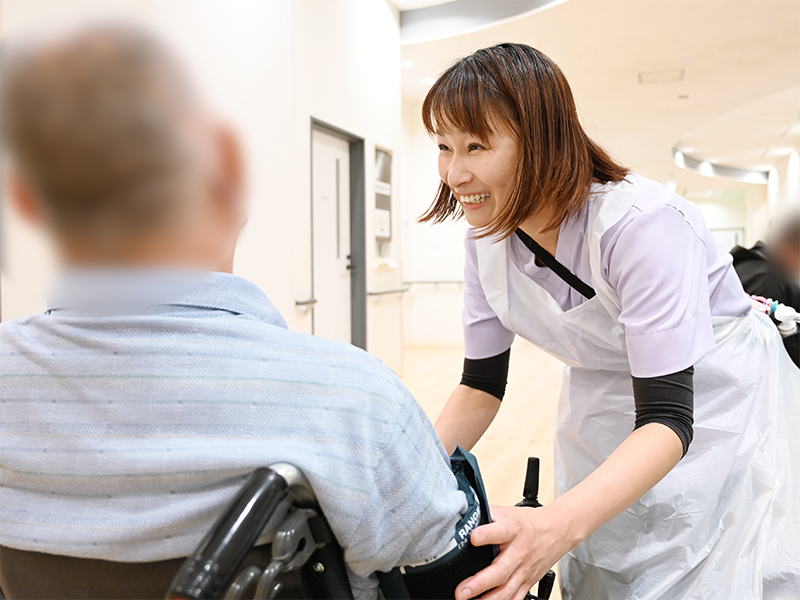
left=400, top=0, right=800, bottom=197
left=391, top=0, right=454, bottom=12
left=675, top=85, right=800, bottom=170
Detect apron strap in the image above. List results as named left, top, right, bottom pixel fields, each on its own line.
left=514, top=229, right=596, bottom=300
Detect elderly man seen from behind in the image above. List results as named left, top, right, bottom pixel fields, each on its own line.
left=0, top=22, right=472, bottom=600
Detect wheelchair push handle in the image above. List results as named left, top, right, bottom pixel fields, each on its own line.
left=516, top=457, right=555, bottom=600
left=166, top=469, right=289, bottom=600
left=517, top=457, right=542, bottom=509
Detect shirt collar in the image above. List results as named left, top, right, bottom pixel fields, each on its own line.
left=47, top=269, right=288, bottom=328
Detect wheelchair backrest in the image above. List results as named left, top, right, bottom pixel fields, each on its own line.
left=165, top=464, right=352, bottom=600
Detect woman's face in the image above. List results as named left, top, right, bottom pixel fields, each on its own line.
left=436, top=125, right=520, bottom=228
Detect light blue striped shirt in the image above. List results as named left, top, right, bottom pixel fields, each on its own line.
left=0, top=271, right=466, bottom=598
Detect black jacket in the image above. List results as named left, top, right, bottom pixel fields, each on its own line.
left=731, top=241, right=799, bottom=367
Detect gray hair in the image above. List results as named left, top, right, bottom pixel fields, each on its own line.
left=1, top=21, right=202, bottom=234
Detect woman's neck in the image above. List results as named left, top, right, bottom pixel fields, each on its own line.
left=518, top=215, right=560, bottom=257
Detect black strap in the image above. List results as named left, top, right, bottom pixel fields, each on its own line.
left=514, top=229, right=596, bottom=299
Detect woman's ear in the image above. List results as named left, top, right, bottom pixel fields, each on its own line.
left=8, top=170, right=45, bottom=227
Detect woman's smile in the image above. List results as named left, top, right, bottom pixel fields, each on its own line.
left=458, top=192, right=491, bottom=209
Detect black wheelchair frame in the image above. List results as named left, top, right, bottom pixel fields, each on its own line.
left=165, top=460, right=555, bottom=600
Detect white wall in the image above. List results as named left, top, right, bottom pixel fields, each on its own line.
left=290, top=0, right=405, bottom=373
left=746, top=185, right=770, bottom=246
left=692, top=189, right=748, bottom=250
left=746, top=147, right=800, bottom=247
left=769, top=149, right=800, bottom=219
left=0, top=0, right=406, bottom=373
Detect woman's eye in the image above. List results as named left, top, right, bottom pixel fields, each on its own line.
left=438, top=144, right=451, bottom=152
left=468, top=143, right=484, bottom=151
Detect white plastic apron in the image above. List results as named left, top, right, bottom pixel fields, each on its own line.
left=475, top=179, right=800, bottom=599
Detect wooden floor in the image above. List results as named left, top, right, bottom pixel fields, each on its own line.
left=401, top=339, right=565, bottom=598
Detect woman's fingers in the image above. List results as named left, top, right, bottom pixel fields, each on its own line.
left=469, top=504, right=522, bottom=547
left=455, top=504, right=566, bottom=600
left=455, top=556, right=513, bottom=599
left=468, top=560, right=539, bottom=600
left=455, top=541, right=545, bottom=600
left=469, top=520, right=516, bottom=547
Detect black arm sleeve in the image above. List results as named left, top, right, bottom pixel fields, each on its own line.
left=460, top=348, right=511, bottom=401
left=631, top=366, right=694, bottom=458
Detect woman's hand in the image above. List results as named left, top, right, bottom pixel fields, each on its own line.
left=456, top=423, right=684, bottom=600
left=455, top=504, right=579, bottom=600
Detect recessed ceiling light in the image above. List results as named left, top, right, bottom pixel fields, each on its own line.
left=782, top=113, right=800, bottom=138
left=400, top=59, right=415, bottom=69
left=767, top=145, right=797, bottom=156
left=666, top=181, right=677, bottom=191
left=638, top=69, right=684, bottom=84
left=421, top=76, right=436, bottom=86
left=698, top=161, right=714, bottom=177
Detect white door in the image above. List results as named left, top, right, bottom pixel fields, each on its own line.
left=312, top=129, right=352, bottom=344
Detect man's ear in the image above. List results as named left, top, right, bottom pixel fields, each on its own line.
left=211, top=123, right=245, bottom=226
left=8, top=170, right=45, bottom=226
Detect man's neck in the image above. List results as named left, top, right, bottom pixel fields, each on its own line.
left=58, top=239, right=235, bottom=274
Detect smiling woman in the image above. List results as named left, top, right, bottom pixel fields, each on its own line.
left=418, top=42, right=800, bottom=600
left=420, top=43, right=627, bottom=239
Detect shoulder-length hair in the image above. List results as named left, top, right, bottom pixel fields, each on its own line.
left=420, top=43, right=628, bottom=237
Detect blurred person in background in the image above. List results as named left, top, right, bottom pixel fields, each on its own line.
left=732, top=212, right=800, bottom=367
left=0, top=20, right=500, bottom=600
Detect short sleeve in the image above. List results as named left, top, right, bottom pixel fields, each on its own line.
left=463, top=231, right=515, bottom=359
left=605, top=205, right=716, bottom=378
left=344, top=384, right=467, bottom=596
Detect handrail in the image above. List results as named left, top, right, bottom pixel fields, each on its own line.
left=295, top=298, right=318, bottom=306
left=367, top=286, right=410, bottom=297
left=403, top=280, right=465, bottom=285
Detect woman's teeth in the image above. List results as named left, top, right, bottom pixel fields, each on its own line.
left=461, top=193, right=490, bottom=205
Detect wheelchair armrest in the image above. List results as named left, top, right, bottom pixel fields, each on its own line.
left=166, top=468, right=289, bottom=600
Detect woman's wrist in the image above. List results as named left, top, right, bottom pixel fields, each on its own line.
left=541, top=496, right=588, bottom=551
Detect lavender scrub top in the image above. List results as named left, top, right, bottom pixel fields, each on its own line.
left=463, top=174, right=751, bottom=378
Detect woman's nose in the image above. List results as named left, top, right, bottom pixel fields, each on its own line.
left=446, top=154, right=471, bottom=189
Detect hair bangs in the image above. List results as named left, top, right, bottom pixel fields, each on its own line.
left=423, top=60, right=517, bottom=142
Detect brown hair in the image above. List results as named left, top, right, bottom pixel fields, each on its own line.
left=420, top=43, right=628, bottom=237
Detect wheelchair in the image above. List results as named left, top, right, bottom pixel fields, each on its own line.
left=166, top=457, right=555, bottom=600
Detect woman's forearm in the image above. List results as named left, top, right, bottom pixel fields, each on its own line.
left=435, top=384, right=501, bottom=454
left=549, top=422, right=684, bottom=546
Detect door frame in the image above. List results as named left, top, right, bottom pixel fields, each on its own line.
left=310, top=118, right=367, bottom=350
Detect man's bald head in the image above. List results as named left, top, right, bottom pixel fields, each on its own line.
left=1, top=21, right=208, bottom=237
